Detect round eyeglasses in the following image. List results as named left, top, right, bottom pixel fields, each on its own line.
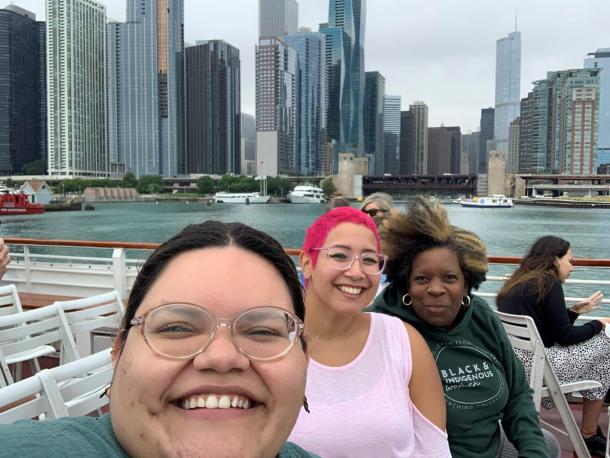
left=129, top=304, right=305, bottom=361
left=312, top=247, right=387, bottom=275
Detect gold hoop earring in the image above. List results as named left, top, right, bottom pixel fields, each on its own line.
left=462, top=295, right=471, bottom=307
left=401, top=293, right=412, bottom=307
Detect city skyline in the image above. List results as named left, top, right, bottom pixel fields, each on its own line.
left=12, top=0, right=610, bottom=133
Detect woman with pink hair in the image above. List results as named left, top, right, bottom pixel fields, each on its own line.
left=288, top=207, right=450, bottom=457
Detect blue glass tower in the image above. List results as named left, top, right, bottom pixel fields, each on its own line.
left=326, top=0, right=366, bottom=156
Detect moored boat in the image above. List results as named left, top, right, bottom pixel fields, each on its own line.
left=0, top=192, right=45, bottom=215
left=459, top=194, right=513, bottom=208
left=213, top=192, right=270, bottom=204
left=288, top=185, right=326, bottom=204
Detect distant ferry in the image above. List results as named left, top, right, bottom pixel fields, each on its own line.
left=459, top=194, right=513, bottom=208
left=288, top=185, right=326, bottom=204
left=213, top=192, right=270, bottom=204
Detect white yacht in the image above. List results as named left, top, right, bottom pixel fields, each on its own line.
left=288, top=185, right=326, bottom=204
left=213, top=192, right=270, bottom=204
left=459, top=194, right=513, bottom=208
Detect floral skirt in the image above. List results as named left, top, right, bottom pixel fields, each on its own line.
left=514, top=332, right=610, bottom=409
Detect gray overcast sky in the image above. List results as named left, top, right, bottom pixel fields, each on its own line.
left=12, top=0, right=610, bottom=132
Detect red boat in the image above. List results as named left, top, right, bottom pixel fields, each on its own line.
left=0, top=192, right=45, bottom=215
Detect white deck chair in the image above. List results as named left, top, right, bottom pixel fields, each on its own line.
left=496, top=310, right=601, bottom=458
left=0, top=284, right=23, bottom=318
left=0, top=305, right=80, bottom=388
left=54, top=291, right=124, bottom=357
left=0, top=349, right=112, bottom=423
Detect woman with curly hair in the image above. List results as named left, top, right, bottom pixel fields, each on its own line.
left=497, top=235, right=610, bottom=456
left=371, top=196, right=555, bottom=458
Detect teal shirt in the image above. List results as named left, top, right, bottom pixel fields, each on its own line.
left=0, top=413, right=319, bottom=458
left=371, top=286, right=547, bottom=458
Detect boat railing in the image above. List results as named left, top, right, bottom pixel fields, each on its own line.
left=2, top=239, right=610, bottom=319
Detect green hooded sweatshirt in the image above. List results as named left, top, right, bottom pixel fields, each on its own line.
left=371, top=285, right=547, bottom=458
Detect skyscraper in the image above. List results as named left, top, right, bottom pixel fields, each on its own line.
left=507, top=117, right=520, bottom=173
left=445, top=126, right=462, bottom=174
left=285, top=31, right=328, bottom=175
left=186, top=40, right=241, bottom=175
left=399, top=111, right=412, bottom=175
left=461, top=132, right=480, bottom=175
left=0, top=6, right=46, bottom=174
left=47, top=0, right=107, bottom=177
left=584, top=49, right=610, bottom=170
left=363, top=71, right=385, bottom=174
left=479, top=108, right=495, bottom=173
left=383, top=95, right=401, bottom=175
left=326, top=0, right=366, bottom=154
left=256, top=36, right=298, bottom=176
left=410, top=101, right=428, bottom=174
left=427, top=127, right=453, bottom=175
left=494, top=31, right=521, bottom=153
left=241, top=113, right=256, bottom=175
left=106, top=0, right=185, bottom=178
left=259, top=0, right=298, bottom=38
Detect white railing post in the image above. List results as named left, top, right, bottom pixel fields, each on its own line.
left=112, top=248, right=127, bottom=299
left=23, top=245, right=32, bottom=292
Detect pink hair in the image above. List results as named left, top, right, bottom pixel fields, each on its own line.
left=302, top=207, right=382, bottom=267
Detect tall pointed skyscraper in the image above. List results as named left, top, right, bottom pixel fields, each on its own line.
left=324, top=0, right=366, bottom=157
left=494, top=29, right=521, bottom=153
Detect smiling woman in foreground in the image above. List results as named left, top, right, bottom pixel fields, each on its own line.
left=371, top=196, right=555, bottom=458
left=0, top=221, right=317, bottom=458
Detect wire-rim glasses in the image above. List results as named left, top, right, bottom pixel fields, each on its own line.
left=312, top=247, right=387, bottom=275
left=129, top=304, right=305, bottom=362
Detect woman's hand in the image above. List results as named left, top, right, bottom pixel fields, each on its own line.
left=570, top=290, right=603, bottom=314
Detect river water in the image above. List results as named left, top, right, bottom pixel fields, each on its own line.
left=1, top=201, right=610, bottom=311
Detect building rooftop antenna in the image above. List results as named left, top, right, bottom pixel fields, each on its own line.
left=514, top=11, right=518, bottom=32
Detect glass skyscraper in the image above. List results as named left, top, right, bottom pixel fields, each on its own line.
left=0, top=6, right=46, bottom=174
left=325, top=0, right=366, bottom=155
left=383, top=95, right=401, bottom=175
left=259, top=0, right=298, bottom=38
left=584, top=49, right=610, bottom=169
left=47, top=0, right=107, bottom=177
left=363, top=71, right=385, bottom=174
left=107, top=0, right=185, bottom=178
left=494, top=31, right=521, bottom=153
left=285, top=31, right=328, bottom=175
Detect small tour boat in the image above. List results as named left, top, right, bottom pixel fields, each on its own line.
left=459, top=194, right=513, bottom=208
left=0, top=191, right=45, bottom=215
left=213, top=192, right=270, bottom=204
left=288, top=185, right=326, bottom=204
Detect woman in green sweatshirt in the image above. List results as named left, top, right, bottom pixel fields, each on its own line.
left=370, top=196, right=556, bottom=458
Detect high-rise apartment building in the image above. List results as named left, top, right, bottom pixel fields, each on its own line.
left=507, top=117, right=520, bottom=172
left=285, top=31, right=328, bottom=175
left=445, top=126, right=462, bottom=174
left=494, top=31, right=521, bottom=153
left=383, top=95, right=401, bottom=175
left=325, top=0, right=366, bottom=154
left=0, top=6, right=46, bottom=174
left=256, top=36, right=298, bottom=176
left=461, top=132, right=480, bottom=174
left=259, top=0, right=298, bottom=38
left=363, top=71, right=385, bottom=174
left=518, top=81, right=548, bottom=173
left=584, top=48, right=610, bottom=170
left=479, top=107, right=495, bottom=173
left=241, top=113, right=256, bottom=175
left=547, top=68, right=600, bottom=175
left=409, top=101, right=428, bottom=174
left=427, top=127, right=453, bottom=175
left=398, top=111, right=412, bottom=175
left=107, top=0, right=185, bottom=178
left=186, top=40, right=241, bottom=175
left=47, top=0, right=107, bottom=177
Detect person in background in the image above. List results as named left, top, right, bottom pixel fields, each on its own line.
left=0, top=221, right=317, bottom=458
left=0, top=238, right=11, bottom=278
left=372, top=196, right=556, bottom=458
left=289, top=207, right=451, bottom=457
left=497, top=235, right=610, bottom=456
left=360, top=192, right=394, bottom=228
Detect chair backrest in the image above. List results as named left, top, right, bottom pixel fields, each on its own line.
left=54, top=291, right=124, bottom=356
left=494, top=310, right=547, bottom=409
left=0, top=349, right=112, bottom=423
left=0, top=284, right=23, bottom=318
left=0, top=304, right=80, bottom=386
